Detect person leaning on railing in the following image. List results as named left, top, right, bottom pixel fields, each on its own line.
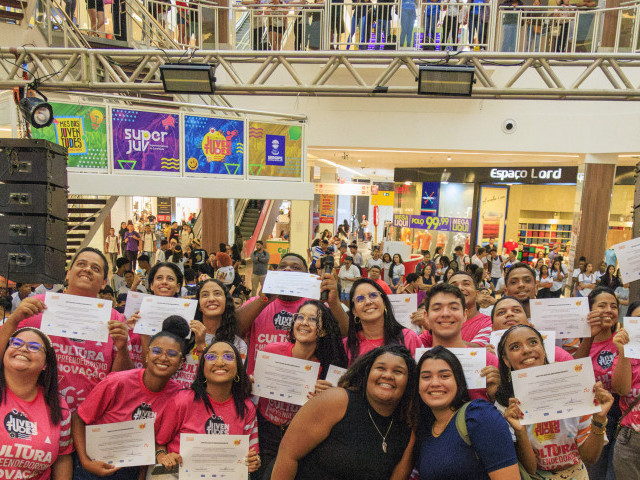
left=243, top=0, right=269, bottom=50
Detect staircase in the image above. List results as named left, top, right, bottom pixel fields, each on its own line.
left=238, top=201, right=264, bottom=240
left=0, top=0, right=26, bottom=23
left=67, top=196, right=118, bottom=264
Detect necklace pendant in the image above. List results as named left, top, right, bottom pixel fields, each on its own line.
left=382, top=440, right=387, bottom=453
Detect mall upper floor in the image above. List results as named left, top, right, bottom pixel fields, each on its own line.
left=5, top=0, right=640, bottom=54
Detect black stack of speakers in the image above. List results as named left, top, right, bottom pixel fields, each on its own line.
left=0, top=139, right=68, bottom=284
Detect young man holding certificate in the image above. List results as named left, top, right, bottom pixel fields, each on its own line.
left=422, top=283, right=500, bottom=402
left=235, top=253, right=348, bottom=375
left=14, top=247, right=133, bottom=412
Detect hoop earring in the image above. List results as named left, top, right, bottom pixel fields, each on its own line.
left=234, top=375, right=240, bottom=383
left=203, top=378, right=207, bottom=384
left=384, top=308, right=388, bottom=316
left=354, top=316, right=360, bottom=324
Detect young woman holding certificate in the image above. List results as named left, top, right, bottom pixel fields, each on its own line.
left=271, top=345, right=417, bottom=480
left=573, top=286, right=621, bottom=478
left=255, top=300, right=348, bottom=476
left=0, top=326, right=72, bottom=479
left=414, top=346, right=519, bottom=480
left=496, top=324, right=614, bottom=479
left=71, top=317, right=187, bottom=479
left=610, top=300, right=640, bottom=478
left=153, top=340, right=260, bottom=475
left=344, top=278, right=422, bottom=364
left=173, top=279, right=247, bottom=388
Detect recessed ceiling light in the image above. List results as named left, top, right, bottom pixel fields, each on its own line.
left=357, top=159, right=362, bottom=162
left=447, top=156, right=452, bottom=161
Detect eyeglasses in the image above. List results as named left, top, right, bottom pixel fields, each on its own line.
left=8, top=337, right=45, bottom=354
left=293, top=313, right=319, bottom=325
left=354, top=291, right=381, bottom=304
left=149, top=346, right=181, bottom=358
left=204, top=352, right=236, bottom=363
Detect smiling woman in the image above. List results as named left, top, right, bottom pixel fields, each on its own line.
left=71, top=317, right=187, bottom=479
left=415, top=346, right=518, bottom=480
left=0, top=327, right=73, bottom=479
left=270, top=345, right=417, bottom=480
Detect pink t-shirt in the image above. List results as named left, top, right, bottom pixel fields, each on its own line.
left=246, top=297, right=307, bottom=375
left=419, top=313, right=492, bottom=348
left=589, top=338, right=617, bottom=392
left=257, top=342, right=319, bottom=426
left=77, top=368, right=182, bottom=425
left=155, top=389, right=259, bottom=454
left=343, top=328, right=422, bottom=365
left=613, top=356, right=640, bottom=431
left=469, top=350, right=499, bottom=402
left=554, top=346, right=574, bottom=363
left=19, top=294, right=130, bottom=412
left=0, top=387, right=73, bottom=480
left=129, top=332, right=144, bottom=369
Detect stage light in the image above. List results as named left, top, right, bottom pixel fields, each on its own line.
left=160, top=64, right=216, bottom=94
left=418, top=65, right=475, bottom=97
left=19, top=96, right=53, bottom=129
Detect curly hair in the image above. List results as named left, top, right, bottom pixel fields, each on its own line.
left=194, top=279, right=239, bottom=345
left=288, top=300, right=348, bottom=378
left=346, top=278, right=406, bottom=362
left=338, top=344, right=417, bottom=427
left=495, top=324, right=548, bottom=408
left=191, top=341, right=252, bottom=419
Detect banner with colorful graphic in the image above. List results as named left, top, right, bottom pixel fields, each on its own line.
left=319, top=194, right=335, bottom=225
left=31, top=102, right=108, bottom=169
left=184, top=115, right=244, bottom=175
left=478, top=186, right=509, bottom=248
left=420, top=182, right=440, bottom=216
left=393, top=214, right=470, bottom=233
left=111, top=108, right=180, bottom=172
left=247, top=122, right=303, bottom=178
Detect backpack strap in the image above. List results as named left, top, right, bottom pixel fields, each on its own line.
left=454, top=401, right=472, bottom=446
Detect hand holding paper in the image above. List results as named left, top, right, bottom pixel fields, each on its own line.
left=41, top=292, right=111, bottom=342
left=261, top=271, right=322, bottom=300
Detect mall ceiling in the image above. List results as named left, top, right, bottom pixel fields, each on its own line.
left=308, top=148, right=640, bottom=172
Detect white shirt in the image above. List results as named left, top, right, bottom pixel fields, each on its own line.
left=34, top=284, right=64, bottom=295
left=472, top=256, right=484, bottom=269
left=339, top=265, right=361, bottom=293
left=366, top=257, right=384, bottom=269
left=489, top=255, right=505, bottom=278
left=105, top=234, right=119, bottom=253
left=550, top=265, right=568, bottom=292
left=141, top=232, right=156, bottom=252
left=578, top=273, right=596, bottom=297
left=11, top=291, right=34, bottom=312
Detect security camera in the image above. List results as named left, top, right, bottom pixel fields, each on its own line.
left=502, top=119, right=516, bottom=134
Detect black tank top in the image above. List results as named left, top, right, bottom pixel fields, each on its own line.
left=296, top=389, right=411, bottom=480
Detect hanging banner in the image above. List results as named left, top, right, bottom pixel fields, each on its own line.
left=184, top=115, right=244, bottom=175
left=247, top=122, right=302, bottom=178
left=393, top=214, right=470, bottom=233
left=319, top=194, right=335, bottom=224
left=31, top=102, right=108, bottom=169
left=112, top=108, right=180, bottom=172
left=420, top=182, right=440, bottom=216
left=477, top=186, right=509, bottom=249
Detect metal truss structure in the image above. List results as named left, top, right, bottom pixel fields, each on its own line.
left=2, top=47, right=640, bottom=100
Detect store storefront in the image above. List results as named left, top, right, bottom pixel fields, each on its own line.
left=393, top=165, right=634, bottom=265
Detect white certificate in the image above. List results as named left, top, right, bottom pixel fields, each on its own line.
left=623, top=317, right=640, bottom=359
left=40, top=292, right=111, bottom=342
left=512, top=358, right=600, bottom=425
left=324, top=365, right=348, bottom=387
left=123, top=291, right=148, bottom=319
left=613, top=236, right=640, bottom=284
left=133, top=295, right=198, bottom=336
left=179, top=434, right=248, bottom=480
left=415, top=347, right=486, bottom=389
left=252, top=351, right=320, bottom=406
left=530, top=297, right=590, bottom=338
left=490, top=329, right=556, bottom=363
left=261, top=271, right=322, bottom=300
left=86, top=418, right=155, bottom=467
left=388, top=294, right=419, bottom=333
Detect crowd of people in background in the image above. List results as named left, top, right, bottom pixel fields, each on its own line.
left=0, top=220, right=636, bottom=480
